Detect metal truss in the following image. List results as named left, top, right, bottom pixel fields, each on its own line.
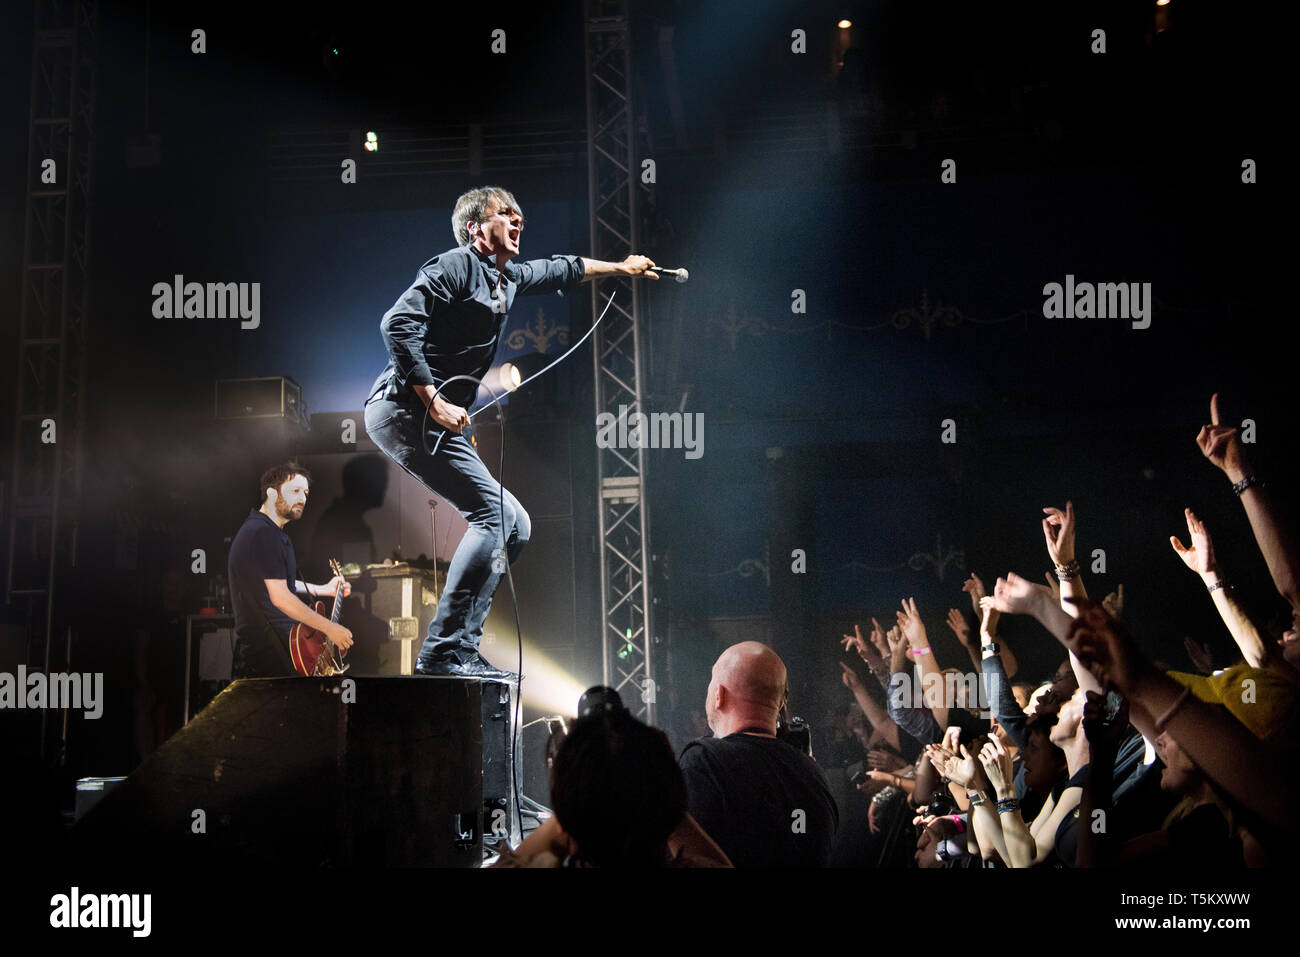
left=6, top=0, right=98, bottom=757
left=584, top=0, right=655, bottom=723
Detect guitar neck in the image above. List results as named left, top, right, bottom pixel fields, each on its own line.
left=330, top=584, right=344, bottom=624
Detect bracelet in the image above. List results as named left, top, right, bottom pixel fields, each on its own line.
left=946, top=814, right=967, bottom=834
left=1154, top=686, right=1193, bottom=732
left=1231, top=475, right=1263, bottom=496
left=996, top=798, right=1020, bottom=815
left=910, top=647, right=932, bottom=657
left=1207, top=579, right=1232, bottom=594
left=1054, top=559, right=1080, bottom=582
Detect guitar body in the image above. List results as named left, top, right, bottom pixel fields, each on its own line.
left=289, top=603, right=345, bottom=676
left=289, top=559, right=350, bottom=676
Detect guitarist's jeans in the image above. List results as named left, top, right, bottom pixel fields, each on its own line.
left=365, top=394, right=530, bottom=666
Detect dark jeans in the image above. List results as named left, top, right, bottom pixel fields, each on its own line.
left=364, top=391, right=530, bottom=666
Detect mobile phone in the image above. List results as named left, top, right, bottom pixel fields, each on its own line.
left=1103, top=690, right=1123, bottom=724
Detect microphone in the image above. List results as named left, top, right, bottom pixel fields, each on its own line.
left=649, top=265, right=689, bottom=283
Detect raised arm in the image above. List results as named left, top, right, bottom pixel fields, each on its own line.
left=978, top=597, right=1030, bottom=749
left=899, top=597, right=948, bottom=729
left=1075, top=691, right=1127, bottom=868
left=886, top=622, right=941, bottom=745
left=962, top=573, right=1018, bottom=676
left=1043, top=501, right=1088, bottom=613
left=1198, top=393, right=1300, bottom=612
left=839, top=621, right=896, bottom=731
left=1170, top=506, right=1276, bottom=670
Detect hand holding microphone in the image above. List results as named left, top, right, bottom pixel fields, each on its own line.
left=619, top=254, right=689, bottom=283
left=649, top=265, right=689, bottom=283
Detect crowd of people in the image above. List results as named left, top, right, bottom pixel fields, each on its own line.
left=496, top=394, right=1297, bottom=867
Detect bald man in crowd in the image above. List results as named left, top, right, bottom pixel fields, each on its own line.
left=679, top=641, right=839, bottom=867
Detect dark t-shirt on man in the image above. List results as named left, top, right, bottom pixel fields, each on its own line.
left=228, top=509, right=303, bottom=677
left=679, top=733, right=839, bottom=867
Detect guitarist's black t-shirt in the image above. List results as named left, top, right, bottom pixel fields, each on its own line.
left=228, top=509, right=302, bottom=677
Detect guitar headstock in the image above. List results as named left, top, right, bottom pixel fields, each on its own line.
left=330, top=558, right=343, bottom=579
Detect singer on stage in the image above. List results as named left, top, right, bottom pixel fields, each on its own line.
left=365, top=185, right=657, bottom=679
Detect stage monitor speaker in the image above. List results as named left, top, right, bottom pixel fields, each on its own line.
left=481, top=679, right=523, bottom=848
left=214, top=376, right=307, bottom=429
left=72, top=676, right=484, bottom=867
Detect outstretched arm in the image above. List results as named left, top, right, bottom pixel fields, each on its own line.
left=580, top=255, right=659, bottom=282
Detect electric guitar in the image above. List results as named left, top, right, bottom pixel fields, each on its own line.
left=289, top=559, right=350, bottom=676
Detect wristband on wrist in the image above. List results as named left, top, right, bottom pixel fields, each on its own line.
left=981, top=642, right=999, bottom=654
left=1231, top=475, right=1263, bottom=496
left=910, top=647, right=932, bottom=657
left=1154, top=686, right=1193, bottom=733
left=1054, top=559, right=1080, bottom=582
left=967, top=791, right=987, bottom=807
left=996, top=798, right=1020, bottom=815
left=1207, top=579, right=1232, bottom=594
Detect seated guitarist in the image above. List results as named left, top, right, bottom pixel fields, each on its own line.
left=227, top=462, right=354, bottom=678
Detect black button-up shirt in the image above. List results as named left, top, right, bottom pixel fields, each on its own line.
left=369, top=243, right=585, bottom=409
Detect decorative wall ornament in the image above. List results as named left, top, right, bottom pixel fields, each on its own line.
left=716, top=301, right=770, bottom=351
left=908, top=534, right=966, bottom=582
left=505, top=307, right=570, bottom=353
left=890, top=289, right=964, bottom=341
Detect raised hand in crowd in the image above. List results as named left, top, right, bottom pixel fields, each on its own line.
left=896, top=597, right=928, bottom=651
left=1196, top=392, right=1252, bottom=484
left=1182, top=635, right=1215, bottom=675
left=886, top=622, right=909, bottom=672
left=839, top=661, right=865, bottom=694
left=868, top=617, right=890, bottom=661
left=1080, top=689, right=1130, bottom=753
left=977, top=735, right=1016, bottom=799
left=1170, top=508, right=1216, bottom=577
left=1102, top=583, right=1124, bottom=620
left=1171, top=506, right=1278, bottom=671
left=926, top=727, right=985, bottom=792
left=1198, top=393, right=1300, bottom=613
left=946, top=606, right=979, bottom=666
left=962, top=573, right=994, bottom=621
left=1043, top=500, right=1088, bottom=611
left=841, top=620, right=887, bottom=675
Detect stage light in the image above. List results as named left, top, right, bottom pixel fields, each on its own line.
left=508, top=643, right=587, bottom=716
left=1155, top=0, right=1169, bottom=5
left=476, top=363, right=522, bottom=405
left=502, top=362, right=522, bottom=392
left=838, top=19, right=852, bottom=29
left=364, top=131, right=378, bottom=153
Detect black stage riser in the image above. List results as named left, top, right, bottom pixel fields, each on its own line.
left=71, top=677, right=484, bottom=867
